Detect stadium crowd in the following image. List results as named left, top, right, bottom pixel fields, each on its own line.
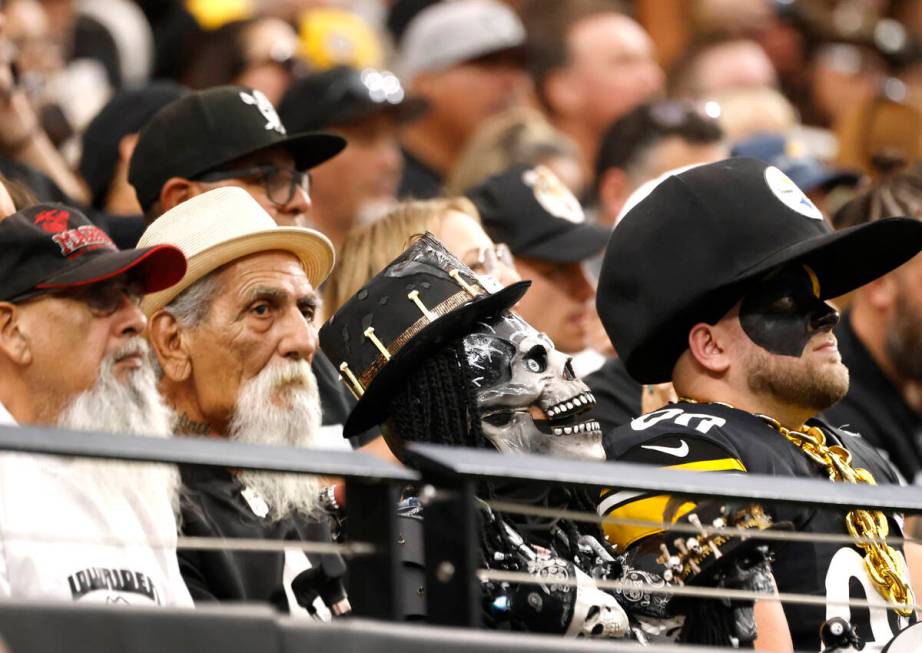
left=1, top=0, right=922, bottom=650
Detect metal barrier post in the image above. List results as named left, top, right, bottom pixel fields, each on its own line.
left=345, top=479, right=402, bottom=620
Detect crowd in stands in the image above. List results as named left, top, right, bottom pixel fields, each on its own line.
left=1, top=0, right=922, bottom=650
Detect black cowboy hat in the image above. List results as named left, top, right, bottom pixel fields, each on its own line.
left=597, top=157, right=922, bottom=383
left=320, top=233, right=529, bottom=437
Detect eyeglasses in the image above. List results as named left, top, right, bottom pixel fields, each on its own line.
left=12, top=279, right=143, bottom=317
left=196, top=165, right=311, bottom=207
left=462, top=243, right=514, bottom=277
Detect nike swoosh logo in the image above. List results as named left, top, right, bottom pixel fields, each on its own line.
left=640, top=440, right=689, bottom=457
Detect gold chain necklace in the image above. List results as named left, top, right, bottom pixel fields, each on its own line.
left=678, top=397, right=914, bottom=616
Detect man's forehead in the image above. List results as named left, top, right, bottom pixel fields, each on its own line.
left=217, top=251, right=313, bottom=295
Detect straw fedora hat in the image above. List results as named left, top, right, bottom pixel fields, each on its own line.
left=138, top=186, right=334, bottom=316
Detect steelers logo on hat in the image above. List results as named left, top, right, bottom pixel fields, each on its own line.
left=764, top=165, right=823, bottom=221
left=522, top=165, right=584, bottom=224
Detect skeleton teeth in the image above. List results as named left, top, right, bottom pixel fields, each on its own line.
left=564, top=426, right=572, bottom=434
left=554, top=427, right=562, bottom=435
left=566, top=401, right=574, bottom=410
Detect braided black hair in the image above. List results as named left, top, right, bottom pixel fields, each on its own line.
left=386, top=339, right=486, bottom=449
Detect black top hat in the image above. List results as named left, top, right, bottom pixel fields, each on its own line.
left=128, top=85, right=346, bottom=212
left=597, top=157, right=922, bottom=384
left=320, top=233, right=529, bottom=437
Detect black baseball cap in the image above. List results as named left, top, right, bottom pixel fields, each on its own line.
left=278, top=66, right=427, bottom=133
left=0, top=204, right=186, bottom=302
left=128, top=85, right=346, bottom=212
left=80, top=81, right=188, bottom=210
left=466, top=164, right=610, bottom=263
left=597, top=157, right=922, bottom=383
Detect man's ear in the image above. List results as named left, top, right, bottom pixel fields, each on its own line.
left=148, top=310, right=192, bottom=382
left=0, top=303, right=32, bottom=366
left=117, top=132, right=140, bottom=164
left=862, top=274, right=897, bottom=311
left=159, top=177, right=201, bottom=213
left=687, top=321, right=731, bottom=374
left=597, top=167, right=629, bottom=226
left=543, top=68, right=582, bottom=117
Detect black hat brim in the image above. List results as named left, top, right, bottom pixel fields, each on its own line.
left=732, top=216, right=922, bottom=299
left=342, top=280, right=531, bottom=437
left=329, top=95, right=429, bottom=129
left=34, top=245, right=187, bottom=295
left=515, top=222, right=611, bottom=263
left=281, top=131, right=347, bottom=171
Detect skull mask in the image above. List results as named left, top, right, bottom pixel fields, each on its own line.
left=463, top=311, right=605, bottom=460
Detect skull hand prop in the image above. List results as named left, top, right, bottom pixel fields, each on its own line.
left=464, top=312, right=605, bottom=461
left=509, top=557, right=629, bottom=638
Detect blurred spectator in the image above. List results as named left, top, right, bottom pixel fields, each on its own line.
left=325, top=196, right=519, bottom=315
left=808, top=42, right=887, bottom=128
left=732, top=132, right=861, bottom=219
left=385, top=0, right=439, bottom=46
left=181, top=17, right=301, bottom=105
left=279, top=66, right=423, bottom=252
left=446, top=107, right=585, bottom=197
left=0, top=200, right=191, bottom=605
left=523, top=0, right=664, bottom=180
left=76, top=0, right=154, bottom=88
left=468, top=165, right=608, bottom=356
left=80, top=82, right=187, bottom=216
left=394, top=0, right=529, bottom=198
left=298, top=8, right=384, bottom=72
left=710, top=85, right=799, bottom=142
left=594, top=99, right=727, bottom=227
left=835, top=91, right=922, bottom=179
left=670, top=36, right=777, bottom=99
left=823, top=172, right=922, bottom=482
left=140, top=187, right=348, bottom=614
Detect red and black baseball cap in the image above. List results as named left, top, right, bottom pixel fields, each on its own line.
left=0, top=204, right=187, bottom=303
left=128, top=85, right=346, bottom=212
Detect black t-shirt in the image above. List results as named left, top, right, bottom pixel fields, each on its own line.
left=822, top=312, right=922, bottom=483
left=178, top=465, right=337, bottom=613
left=397, top=148, right=443, bottom=199
left=601, top=401, right=914, bottom=651
left=584, top=356, right=643, bottom=438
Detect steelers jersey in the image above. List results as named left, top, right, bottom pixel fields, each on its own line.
left=600, top=401, right=913, bottom=652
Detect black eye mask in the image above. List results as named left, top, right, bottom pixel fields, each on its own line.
left=739, top=265, right=840, bottom=357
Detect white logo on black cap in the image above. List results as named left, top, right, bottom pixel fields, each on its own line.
left=764, top=166, right=823, bottom=221
left=522, top=165, right=584, bottom=224
left=239, top=89, right=286, bottom=135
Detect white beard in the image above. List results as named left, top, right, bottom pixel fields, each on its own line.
left=56, top=337, right=181, bottom=516
left=228, top=357, right=324, bottom=522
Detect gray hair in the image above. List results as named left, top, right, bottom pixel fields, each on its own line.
left=149, top=271, right=222, bottom=378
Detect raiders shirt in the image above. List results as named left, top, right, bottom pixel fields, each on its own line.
left=600, top=401, right=914, bottom=652
left=178, top=465, right=338, bottom=617
left=0, top=403, right=193, bottom=606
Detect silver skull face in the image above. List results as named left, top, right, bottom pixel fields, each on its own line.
left=463, top=312, right=604, bottom=460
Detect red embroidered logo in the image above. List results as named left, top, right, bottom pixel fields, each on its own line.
left=51, top=226, right=117, bottom=258
left=34, top=209, right=70, bottom=233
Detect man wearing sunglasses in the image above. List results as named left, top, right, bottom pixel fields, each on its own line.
left=0, top=203, right=193, bottom=605
left=128, top=85, right=345, bottom=228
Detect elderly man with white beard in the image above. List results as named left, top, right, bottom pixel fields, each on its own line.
left=140, top=187, right=349, bottom=616
left=0, top=202, right=193, bottom=606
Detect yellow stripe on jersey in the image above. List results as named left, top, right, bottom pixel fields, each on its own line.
left=599, top=457, right=747, bottom=549
left=664, top=458, right=746, bottom=473
left=600, top=494, right=698, bottom=549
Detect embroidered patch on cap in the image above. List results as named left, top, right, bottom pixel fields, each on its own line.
left=34, top=208, right=71, bottom=234
left=239, top=89, right=286, bottom=135
left=764, top=165, right=823, bottom=221
left=522, top=165, right=584, bottom=224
